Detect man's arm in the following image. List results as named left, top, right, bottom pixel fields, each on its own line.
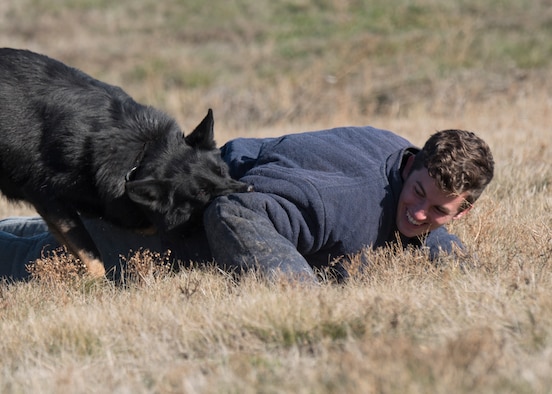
left=203, top=193, right=319, bottom=283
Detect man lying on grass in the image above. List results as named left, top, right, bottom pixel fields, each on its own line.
left=0, top=126, right=494, bottom=282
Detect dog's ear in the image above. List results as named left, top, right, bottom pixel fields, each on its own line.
left=185, top=108, right=216, bottom=150
left=126, top=179, right=171, bottom=211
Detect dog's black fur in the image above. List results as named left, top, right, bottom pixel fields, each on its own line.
left=0, top=48, right=250, bottom=276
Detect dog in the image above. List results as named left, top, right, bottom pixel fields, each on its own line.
left=0, top=48, right=251, bottom=277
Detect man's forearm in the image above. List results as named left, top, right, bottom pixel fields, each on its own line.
left=204, top=194, right=318, bottom=283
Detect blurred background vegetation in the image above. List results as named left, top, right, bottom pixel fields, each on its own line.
left=2, top=0, right=551, bottom=133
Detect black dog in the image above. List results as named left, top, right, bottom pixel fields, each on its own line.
left=0, top=48, right=250, bottom=277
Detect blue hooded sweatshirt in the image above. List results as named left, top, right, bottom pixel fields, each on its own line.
left=219, top=125, right=458, bottom=268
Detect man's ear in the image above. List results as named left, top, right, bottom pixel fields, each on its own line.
left=401, top=154, right=416, bottom=181
left=184, top=108, right=216, bottom=150
left=452, top=205, right=472, bottom=220
left=126, top=179, right=171, bottom=211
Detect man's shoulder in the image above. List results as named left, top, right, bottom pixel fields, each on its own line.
left=282, top=125, right=413, bottom=152
left=223, top=125, right=411, bottom=150
left=222, top=126, right=414, bottom=177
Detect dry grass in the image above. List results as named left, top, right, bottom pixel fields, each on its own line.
left=2, top=235, right=551, bottom=393
left=1, top=0, right=551, bottom=392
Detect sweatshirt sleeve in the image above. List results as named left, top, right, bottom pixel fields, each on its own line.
left=203, top=193, right=320, bottom=282
left=424, top=226, right=466, bottom=260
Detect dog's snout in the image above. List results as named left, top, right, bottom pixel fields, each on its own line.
left=232, top=180, right=253, bottom=193
left=237, top=181, right=254, bottom=193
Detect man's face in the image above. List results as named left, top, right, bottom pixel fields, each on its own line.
left=396, top=165, right=470, bottom=238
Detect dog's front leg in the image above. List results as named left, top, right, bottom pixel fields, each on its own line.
left=31, top=199, right=106, bottom=278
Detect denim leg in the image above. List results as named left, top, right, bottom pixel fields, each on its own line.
left=0, top=216, right=155, bottom=280
left=0, top=216, right=50, bottom=236
left=82, top=218, right=213, bottom=277
left=0, top=216, right=213, bottom=281
left=203, top=195, right=317, bottom=283
left=0, top=217, right=61, bottom=280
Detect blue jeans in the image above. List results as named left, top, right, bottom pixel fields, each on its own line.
left=0, top=195, right=320, bottom=282
left=0, top=216, right=213, bottom=281
left=0, top=217, right=57, bottom=279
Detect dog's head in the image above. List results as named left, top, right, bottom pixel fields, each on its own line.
left=125, top=109, right=252, bottom=233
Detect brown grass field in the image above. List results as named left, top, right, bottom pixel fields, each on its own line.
left=0, top=0, right=551, bottom=392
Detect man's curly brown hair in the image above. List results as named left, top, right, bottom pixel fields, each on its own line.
left=412, top=129, right=494, bottom=211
